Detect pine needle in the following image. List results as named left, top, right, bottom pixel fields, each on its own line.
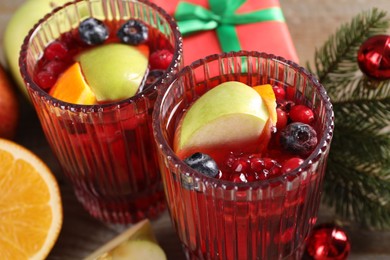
left=308, top=8, right=390, bottom=229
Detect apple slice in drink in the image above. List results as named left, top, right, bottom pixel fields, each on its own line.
left=78, top=43, right=149, bottom=102
left=49, top=43, right=149, bottom=104
left=174, top=81, right=277, bottom=162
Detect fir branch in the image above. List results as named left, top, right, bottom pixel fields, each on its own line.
left=331, top=78, right=390, bottom=102
left=307, top=8, right=390, bottom=228
left=324, top=155, right=390, bottom=229
left=334, top=98, right=390, bottom=130
left=330, top=135, right=389, bottom=175
left=307, top=8, right=389, bottom=98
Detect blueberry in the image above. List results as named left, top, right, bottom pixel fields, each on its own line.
left=78, top=18, right=108, bottom=45
left=280, top=122, right=318, bottom=156
left=117, top=19, right=148, bottom=45
left=184, top=153, right=219, bottom=178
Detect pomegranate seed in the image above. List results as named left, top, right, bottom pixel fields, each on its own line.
left=231, top=158, right=249, bottom=173
left=35, top=71, right=57, bottom=90
left=250, top=157, right=265, bottom=172
left=149, top=49, right=173, bottom=70
left=231, top=173, right=247, bottom=183
left=257, top=169, right=270, bottom=180
left=269, top=166, right=282, bottom=176
left=44, top=41, right=68, bottom=60
left=263, top=158, right=276, bottom=169
left=272, top=86, right=286, bottom=101
left=289, top=105, right=315, bottom=124
left=281, top=157, right=304, bottom=174
left=245, top=173, right=257, bottom=182
left=276, top=108, right=288, bottom=130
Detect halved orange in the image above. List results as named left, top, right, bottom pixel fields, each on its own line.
left=49, top=62, right=97, bottom=105
left=0, top=138, right=62, bottom=259
left=253, top=84, right=278, bottom=126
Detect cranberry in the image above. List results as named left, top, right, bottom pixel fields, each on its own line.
left=43, top=60, right=68, bottom=75
left=44, top=41, right=68, bottom=60
left=281, top=157, right=304, bottom=174
left=35, top=71, right=57, bottom=90
left=150, top=49, right=173, bottom=70
left=272, top=86, right=286, bottom=101
left=276, top=108, right=288, bottom=130
left=289, top=105, right=315, bottom=124
left=280, top=122, right=318, bottom=156
left=61, top=32, right=78, bottom=48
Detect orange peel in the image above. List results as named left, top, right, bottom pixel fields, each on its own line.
left=49, top=62, right=97, bottom=105
left=253, top=84, right=278, bottom=126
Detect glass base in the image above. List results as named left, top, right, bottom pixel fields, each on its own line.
left=74, top=187, right=166, bottom=224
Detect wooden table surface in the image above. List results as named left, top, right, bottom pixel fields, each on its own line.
left=1, top=0, right=390, bottom=259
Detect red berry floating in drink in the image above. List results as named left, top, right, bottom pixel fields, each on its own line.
left=31, top=17, right=177, bottom=218
left=33, top=18, right=175, bottom=105
left=175, top=81, right=318, bottom=182
left=289, top=104, right=315, bottom=124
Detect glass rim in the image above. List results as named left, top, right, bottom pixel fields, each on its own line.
left=153, top=51, right=335, bottom=188
left=19, top=0, right=183, bottom=113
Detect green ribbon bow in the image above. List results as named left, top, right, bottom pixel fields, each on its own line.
left=174, top=0, right=285, bottom=52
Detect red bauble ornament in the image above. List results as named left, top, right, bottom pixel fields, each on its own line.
left=302, top=223, right=351, bottom=260
left=357, top=35, right=390, bottom=80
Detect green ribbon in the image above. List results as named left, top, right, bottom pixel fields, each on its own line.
left=174, top=0, right=285, bottom=52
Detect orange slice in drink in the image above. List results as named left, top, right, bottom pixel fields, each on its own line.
left=0, top=138, right=62, bottom=259
left=49, top=62, right=97, bottom=105
left=253, top=84, right=277, bottom=126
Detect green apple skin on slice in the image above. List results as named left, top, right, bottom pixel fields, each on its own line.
left=78, top=43, right=149, bottom=102
left=174, top=81, right=270, bottom=160
left=110, top=240, right=167, bottom=260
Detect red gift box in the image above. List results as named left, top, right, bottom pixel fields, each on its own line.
left=152, top=0, right=299, bottom=65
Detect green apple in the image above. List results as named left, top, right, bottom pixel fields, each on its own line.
left=174, top=81, right=270, bottom=157
left=78, top=43, right=149, bottom=101
left=110, top=240, right=167, bottom=260
left=3, top=0, right=71, bottom=98
left=85, top=219, right=166, bottom=260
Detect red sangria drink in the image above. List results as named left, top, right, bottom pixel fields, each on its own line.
left=19, top=0, right=182, bottom=224
left=153, top=52, right=334, bottom=259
